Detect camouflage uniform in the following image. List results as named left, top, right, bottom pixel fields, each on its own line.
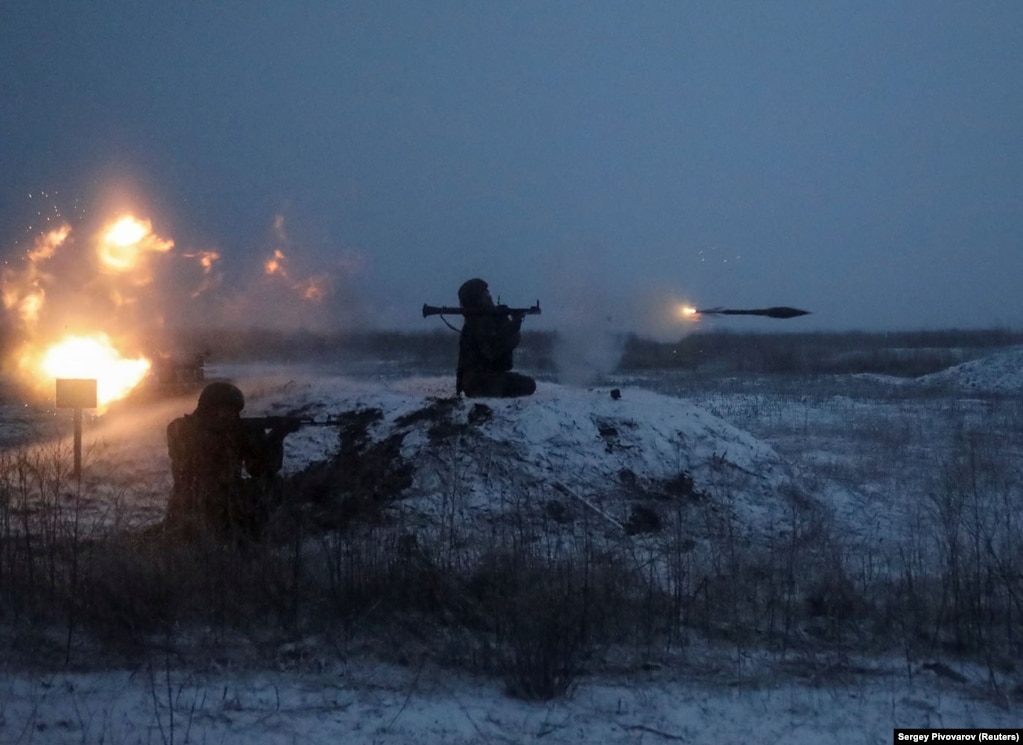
left=456, top=278, right=537, bottom=398
left=165, top=382, right=288, bottom=541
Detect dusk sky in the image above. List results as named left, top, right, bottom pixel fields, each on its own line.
left=3, top=1, right=1022, bottom=336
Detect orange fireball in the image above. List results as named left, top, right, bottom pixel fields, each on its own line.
left=36, top=334, right=151, bottom=409
left=96, top=215, right=173, bottom=276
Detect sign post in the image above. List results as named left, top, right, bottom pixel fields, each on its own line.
left=55, top=378, right=97, bottom=482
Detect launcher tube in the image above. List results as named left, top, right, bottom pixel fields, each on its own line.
left=422, top=302, right=541, bottom=318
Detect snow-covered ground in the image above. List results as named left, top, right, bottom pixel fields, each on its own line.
left=2, top=350, right=1023, bottom=743
left=918, top=346, right=1023, bottom=394
left=2, top=653, right=1014, bottom=744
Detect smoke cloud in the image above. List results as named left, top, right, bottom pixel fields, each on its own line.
left=207, top=214, right=369, bottom=333
left=0, top=201, right=371, bottom=403
left=547, top=253, right=630, bottom=385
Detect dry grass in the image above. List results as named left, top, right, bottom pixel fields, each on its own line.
left=1, top=396, right=1021, bottom=700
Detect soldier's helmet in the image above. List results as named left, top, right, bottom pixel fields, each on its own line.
left=458, top=278, right=489, bottom=308
left=196, top=381, right=245, bottom=415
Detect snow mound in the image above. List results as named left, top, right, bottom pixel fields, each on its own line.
left=917, top=345, right=1023, bottom=394
left=241, top=375, right=811, bottom=542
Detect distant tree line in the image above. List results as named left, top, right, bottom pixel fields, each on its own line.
left=160, top=326, right=1023, bottom=378
left=2, top=324, right=1020, bottom=381
left=620, top=328, right=1023, bottom=376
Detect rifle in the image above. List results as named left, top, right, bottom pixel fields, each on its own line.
left=422, top=301, right=541, bottom=318
left=242, top=415, right=344, bottom=436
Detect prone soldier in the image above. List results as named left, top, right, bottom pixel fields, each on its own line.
left=164, top=382, right=302, bottom=542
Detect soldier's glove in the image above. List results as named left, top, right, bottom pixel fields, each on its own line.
left=262, top=416, right=305, bottom=436
left=503, top=306, right=526, bottom=330
left=277, top=419, right=305, bottom=436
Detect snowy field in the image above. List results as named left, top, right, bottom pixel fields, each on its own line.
left=2, top=348, right=1023, bottom=743
left=1, top=655, right=1013, bottom=744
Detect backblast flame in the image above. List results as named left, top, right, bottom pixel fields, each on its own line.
left=677, top=304, right=699, bottom=320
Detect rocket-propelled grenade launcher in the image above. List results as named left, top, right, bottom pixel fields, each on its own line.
left=694, top=306, right=811, bottom=319
left=422, top=301, right=541, bottom=318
